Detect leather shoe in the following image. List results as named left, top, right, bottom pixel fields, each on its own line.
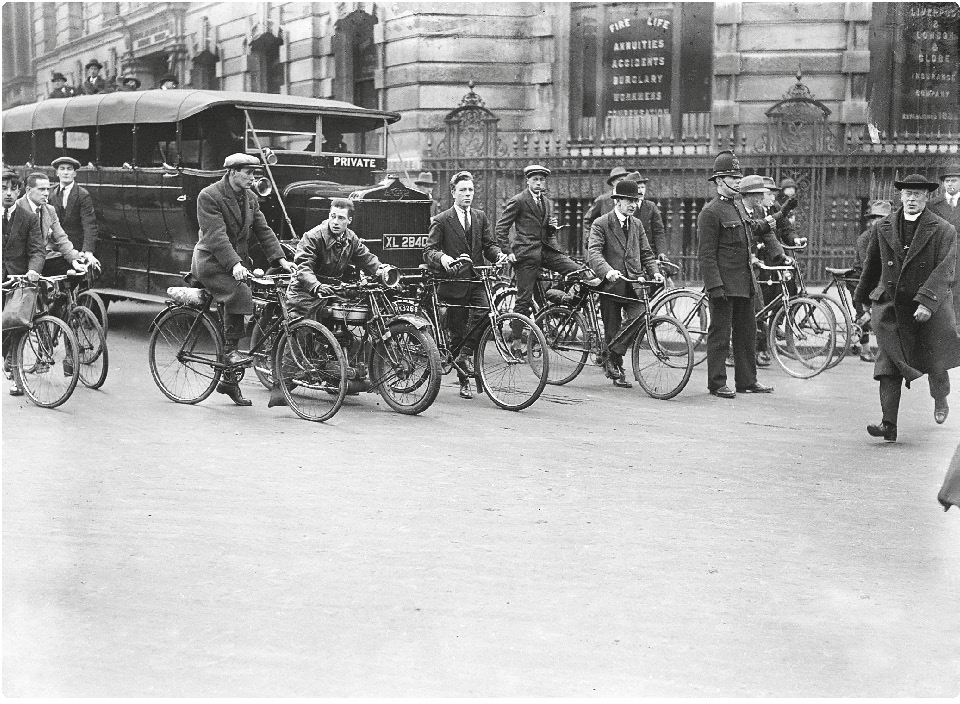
left=224, top=349, right=252, bottom=367
left=457, top=354, right=475, bottom=377
left=755, top=351, right=771, bottom=368
left=216, top=382, right=252, bottom=406
left=867, top=420, right=897, bottom=442
left=9, top=385, right=23, bottom=397
left=710, top=386, right=736, bottom=398
left=459, top=381, right=473, bottom=399
left=935, top=398, right=949, bottom=425
left=860, top=349, right=876, bottom=363
left=737, top=382, right=774, bottom=394
left=612, top=374, right=632, bottom=388
left=603, top=358, right=621, bottom=380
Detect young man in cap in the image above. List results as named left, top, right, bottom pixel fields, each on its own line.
left=192, top=153, right=294, bottom=405
left=424, top=171, right=509, bottom=398
left=849, top=200, right=893, bottom=362
left=81, top=59, right=107, bottom=95
left=698, top=152, right=795, bottom=398
left=582, top=166, right=629, bottom=241
left=413, top=171, right=439, bottom=217
left=50, top=157, right=98, bottom=259
left=48, top=72, right=76, bottom=99
left=2, top=170, right=45, bottom=396
left=856, top=173, right=960, bottom=440
left=496, top=164, right=580, bottom=349
left=587, top=178, right=664, bottom=387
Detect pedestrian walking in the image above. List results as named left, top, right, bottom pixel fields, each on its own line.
left=855, top=173, right=960, bottom=442
left=697, top=151, right=793, bottom=398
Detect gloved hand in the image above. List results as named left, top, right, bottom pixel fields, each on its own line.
left=781, top=197, right=798, bottom=217
left=709, top=287, right=727, bottom=301
left=313, top=282, right=336, bottom=297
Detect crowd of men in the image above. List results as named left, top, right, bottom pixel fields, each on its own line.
left=47, top=59, right=179, bottom=99
left=3, top=147, right=959, bottom=444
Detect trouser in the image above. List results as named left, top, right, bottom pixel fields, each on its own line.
left=598, top=281, right=644, bottom=365
left=512, top=250, right=581, bottom=336
left=879, top=371, right=951, bottom=425
left=223, top=313, right=246, bottom=350
left=755, top=275, right=779, bottom=353
left=707, top=295, right=757, bottom=392
left=439, top=282, right=488, bottom=381
left=41, top=257, right=72, bottom=323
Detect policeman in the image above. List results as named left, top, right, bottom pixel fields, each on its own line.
left=192, top=153, right=294, bottom=406
left=697, top=151, right=793, bottom=398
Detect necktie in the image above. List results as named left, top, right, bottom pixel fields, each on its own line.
left=62, top=187, right=69, bottom=209
left=464, top=208, right=471, bottom=235
left=3, top=209, right=10, bottom=237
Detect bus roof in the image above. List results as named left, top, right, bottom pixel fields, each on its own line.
left=1, top=90, right=401, bottom=132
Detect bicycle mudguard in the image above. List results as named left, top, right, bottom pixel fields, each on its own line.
left=147, top=305, right=216, bottom=332
left=387, top=313, right=433, bottom=331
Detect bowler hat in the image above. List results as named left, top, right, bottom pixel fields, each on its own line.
left=158, top=74, right=179, bottom=87
left=893, top=173, right=940, bottom=191
left=739, top=175, right=769, bottom=194
left=867, top=200, right=892, bottom=218
left=223, top=153, right=262, bottom=170
left=708, top=150, right=742, bottom=182
left=52, top=156, right=81, bottom=170
left=51, top=72, right=67, bottom=83
left=523, top=164, right=551, bottom=179
left=626, top=171, right=650, bottom=184
left=606, top=166, right=629, bottom=185
left=121, top=74, right=141, bottom=89
left=940, top=165, right=960, bottom=179
left=762, top=176, right=780, bottom=191
left=85, top=59, right=103, bottom=70
left=613, top=179, right=641, bottom=201
left=779, top=178, right=798, bottom=190
left=414, top=171, right=436, bottom=186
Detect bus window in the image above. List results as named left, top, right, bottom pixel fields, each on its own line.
left=98, top=124, right=134, bottom=166
left=245, top=109, right=318, bottom=152
left=57, top=127, right=96, bottom=166
left=3, top=131, right=31, bottom=164
left=181, top=107, right=243, bottom=170
left=320, top=116, right=385, bottom=157
left=135, top=122, right=178, bottom=167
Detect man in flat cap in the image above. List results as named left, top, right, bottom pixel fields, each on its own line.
left=81, top=59, right=108, bottom=95
left=192, top=153, right=294, bottom=405
left=50, top=157, right=98, bottom=259
left=48, top=72, right=76, bottom=99
left=698, top=151, right=796, bottom=399
left=587, top=178, right=664, bottom=387
left=582, top=166, right=629, bottom=242
left=856, top=173, right=960, bottom=441
left=496, top=164, right=580, bottom=349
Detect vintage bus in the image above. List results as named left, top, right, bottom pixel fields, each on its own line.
left=1, top=90, right=431, bottom=302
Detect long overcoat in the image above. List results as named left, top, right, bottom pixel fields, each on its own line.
left=495, top=189, right=562, bottom=262
left=191, top=174, right=284, bottom=315
left=855, top=207, right=960, bottom=382
left=424, top=205, right=501, bottom=299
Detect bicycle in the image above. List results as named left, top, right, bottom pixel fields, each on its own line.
left=820, top=265, right=867, bottom=368
left=55, top=270, right=109, bottom=389
left=646, top=260, right=710, bottom=367
left=319, top=270, right=443, bottom=416
left=74, top=266, right=109, bottom=337
left=148, top=272, right=348, bottom=422
left=396, top=264, right=550, bottom=411
left=534, top=268, right=694, bottom=399
left=2, top=275, right=80, bottom=408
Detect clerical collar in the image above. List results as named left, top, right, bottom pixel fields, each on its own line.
left=903, top=210, right=922, bottom=222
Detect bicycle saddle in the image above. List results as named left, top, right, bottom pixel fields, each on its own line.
left=825, top=267, right=855, bottom=276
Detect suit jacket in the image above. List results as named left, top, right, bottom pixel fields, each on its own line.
left=587, top=210, right=659, bottom=285
left=855, top=207, right=959, bottom=379
left=80, top=76, right=108, bottom=95
left=424, top=206, right=501, bottom=297
left=698, top=196, right=782, bottom=298
left=48, top=86, right=77, bottom=99
left=51, top=182, right=98, bottom=252
left=495, top=189, right=562, bottom=261
left=2, top=202, right=45, bottom=278
left=196, top=174, right=284, bottom=272
left=16, top=197, right=80, bottom=263
left=637, top=199, right=667, bottom=257
left=582, top=193, right=614, bottom=240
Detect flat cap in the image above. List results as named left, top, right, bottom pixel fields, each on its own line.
left=779, top=178, right=798, bottom=190
left=940, top=165, right=960, bottom=179
left=52, top=156, right=82, bottom=170
left=223, top=153, right=262, bottom=170
left=523, top=164, right=551, bottom=178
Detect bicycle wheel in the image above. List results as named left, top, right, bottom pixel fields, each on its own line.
left=250, top=313, right=280, bottom=389
left=768, top=296, right=836, bottom=379
left=811, top=293, right=852, bottom=369
left=76, top=290, right=109, bottom=337
left=476, top=312, right=549, bottom=411
left=650, top=288, right=709, bottom=366
left=370, top=322, right=442, bottom=415
left=275, top=320, right=347, bottom=422
left=14, top=315, right=80, bottom=408
left=535, top=305, right=589, bottom=385
left=69, top=305, right=108, bottom=389
left=630, top=314, right=694, bottom=400
left=148, top=307, right=223, bottom=403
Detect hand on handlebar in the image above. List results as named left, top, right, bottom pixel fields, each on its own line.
left=794, top=237, right=808, bottom=248
left=507, top=253, right=517, bottom=263
left=82, top=252, right=101, bottom=270
left=440, top=254, right=456, bottom=272
left=650, top=272, right=665, bottom=284
left=70, top=258, right=89, bottom=274
left=605, top=270, right=622, bottom=282
left=313, top=282, right=336, bottom=297
left=25, top=270, right=40, bottom=283
left=278, top=258, right=295, bottom=273
left=231, top=262, right=249, bottom=281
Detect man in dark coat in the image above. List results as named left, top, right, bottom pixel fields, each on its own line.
left=582, top=166, right=628, bottom=244
left=424, top=171, right=507, bottom=398
left=48, top=72, right=76, bottom=99
left=856, top=173, right=960, bottom=441
left=50, top=157, right=98, bottom=257
left=849, top=200, right=893, bottom=362
left=496, top=164, right=580, bottom=347
left=80, top=60, right=108, bottom=95
left=587, top=178, right=664, bottom=387
left=928, top=165, right=960, bottom=324
left=630, top=171, right=668, bottom=260
left=192, top=153, right=293, bottom=405
left=698, top=151, right=792, bottom=398
left=2, top=170, right=45, bottom=396
left=413, top=171, right=440, bottom=218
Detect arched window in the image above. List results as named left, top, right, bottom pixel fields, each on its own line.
left=192, top=49, right=218, bottom=90
left=249, top=31, right=283, bottom=94
left=333, top=10, right=378, bottom=109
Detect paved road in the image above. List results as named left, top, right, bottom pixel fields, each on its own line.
left=3, top=300, right=959, bottom=696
